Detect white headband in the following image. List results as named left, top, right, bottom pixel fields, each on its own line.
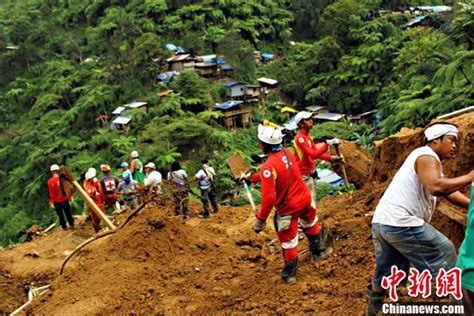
left=424, top=124, right=458, bottom=141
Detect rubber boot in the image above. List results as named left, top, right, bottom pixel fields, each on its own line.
left=307, top=234, right=325, bottom=262
left=365, top=283, right=385, bottom=316
left=281, top=259, right=298, bottom=284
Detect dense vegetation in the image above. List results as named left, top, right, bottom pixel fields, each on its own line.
left=0, top=0, right=472, bottom=246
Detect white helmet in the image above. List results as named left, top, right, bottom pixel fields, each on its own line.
left=145, top=162, right=156, bottom=169
left=131, top=150, right=139, bottom=158
left=50, top=164, right=60, bottom=171
left=85, top=168, right=97, bottom=180
left=294, top=111, right=314, bottom=125
left=257, top=124, right=283, bottom=145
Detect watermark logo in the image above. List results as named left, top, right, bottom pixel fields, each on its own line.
left=381, top=266, right=462, bottom=301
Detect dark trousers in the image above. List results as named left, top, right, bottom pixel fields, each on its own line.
left=54, top=201, right=74, bottom=229
left=463, top=288, right=474, bottom=316
left=200, top=187, right=218, bottom=216
left=173, top=189, right=189, bottom=218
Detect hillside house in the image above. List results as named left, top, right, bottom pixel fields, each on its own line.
left=167, top=54, right=195, bottom=71
left=224, top=81, right=245, bottom=99
left=194, top=62, right=218, bottom=77
left=214, top=101, right=251, bottom=130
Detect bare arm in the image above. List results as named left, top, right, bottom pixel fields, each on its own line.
left=445, top=191, right=470, bottom=209
left=415, top=155, right=473, bottom=196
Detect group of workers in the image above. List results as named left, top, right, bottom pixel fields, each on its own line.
left=47, top=109, right=473, bottom=312
left=47, top=151, right=219, bottom=231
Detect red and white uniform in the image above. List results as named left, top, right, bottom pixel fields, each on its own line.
left=293, top=130, right=331, bottom=176
left=48, top=175, right=71, bottom=203
left=251, top=147, right=320, bottom=262
left=84, top=180, right=105, bottom=223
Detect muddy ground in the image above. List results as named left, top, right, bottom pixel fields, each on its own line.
left=1, top=112, right=472, bottom=314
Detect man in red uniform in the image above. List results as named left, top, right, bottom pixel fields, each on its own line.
left=84, top=168, right=106, bottom=232
left=293, top=111, right=341, bottom=207
left=247, top=124, right=324, bottom=284
left=100, top=164, right=121, bottom=213
left=48, top=164, right=74, bottom=230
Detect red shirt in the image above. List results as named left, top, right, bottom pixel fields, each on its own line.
left=251, top=147, right=312, bottom=221
left=293, top=130, right=331, bottom=176
left=48, top=175, right=72, bottom=203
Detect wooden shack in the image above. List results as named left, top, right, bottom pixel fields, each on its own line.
left=214, top=101, right=251, bottom=130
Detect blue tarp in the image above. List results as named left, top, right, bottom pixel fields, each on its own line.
left=221, top=64, right=233, bottom=71
left=316, top=168, right=345, bottom=188
left=214, top=101, right=243, bottom=110
left=216, top=58, right=225, bottom=65
left=165, top=44, right=177, bottom=52
left=404, top=15, right=426, bottom=28
left=262, top=53, right=274, bottom=61
left=156, top=71, right=177, bottom=83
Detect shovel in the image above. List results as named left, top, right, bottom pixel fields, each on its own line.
left=227, top=152, right=257, bottom=214
left=60, top=166, right=117, bottom=230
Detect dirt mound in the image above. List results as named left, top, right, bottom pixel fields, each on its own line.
left=1, top=112, right=472, bottom=314
left=330, top=140, right=372, bottom=188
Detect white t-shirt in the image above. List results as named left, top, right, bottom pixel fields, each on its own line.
left=195, top=166, right=216, bottom=190
left=167, top=170, right=187, bottom=187
left=144, top=170, right=162, bottom=187
left=372, top=146, right=442, bottom=227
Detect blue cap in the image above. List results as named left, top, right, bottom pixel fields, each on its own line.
left=122, top=171, right=131, bottom=181
left=120, top=162, right=129, bottom=168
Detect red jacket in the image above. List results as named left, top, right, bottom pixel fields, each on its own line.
left=84, top=180, right=104, bottom=207
left=251, top=147, right=312, bottom=221
left=48, top=175, right=72, bottom=203
left=293, top=130, right=331, bottom=176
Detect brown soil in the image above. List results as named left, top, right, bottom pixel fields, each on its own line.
left=0, top=113, right=472, bottom=314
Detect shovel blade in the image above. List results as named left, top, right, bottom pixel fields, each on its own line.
left=227, top=152, right=251, bottom=179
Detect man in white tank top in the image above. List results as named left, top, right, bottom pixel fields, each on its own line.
left=366, top=123, right=474, bottom=316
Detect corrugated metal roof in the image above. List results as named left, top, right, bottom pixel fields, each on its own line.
left=124, top=102, right=147, bottom=109
left=214, top=100, right=244, bottom=110
left=257, top=77, right=278, bottom=86
left=112, top=106, right=126, bottom=115
left=112, top=115, right=132, bottom=125
left=194, top=62, right=216, bottom=68
left=166, top=54, right=191, bottom=62
left=224, top=81, right=242, bottom=88
left=313, top=113, right=344, bottom=121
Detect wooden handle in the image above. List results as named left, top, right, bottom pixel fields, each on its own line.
left=61, top=166, right=117, bottom=230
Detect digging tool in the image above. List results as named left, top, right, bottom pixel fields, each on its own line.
left=227, top=152, right=257, bottom=214
left=333, top=144, right=353, bottom=201
left=60, top=166, right=117, bottom=230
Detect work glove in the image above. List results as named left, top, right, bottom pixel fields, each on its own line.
left=49, top=202, right=54, bottom=209
left=238, top=172, right=252, bottom=184
left=330, top=155, right=343, bottom=163
left=253, top=217, right=266, bottom=234
left=326, top=138, right=340, bottom=146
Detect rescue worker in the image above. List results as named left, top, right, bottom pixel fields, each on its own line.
left=117, top=171, right=140, bottom=210
left=167, top=161, right=189, bottom=222
left=48, top=164, right=74, bottom=230
left=144, top=162, right=162, bottom=194
left=366, top=123, right=474, bottom=315
left=130, top=150, right=145, bottom=185
left=293, top=111, right=342, bottom=208
left=84, top=168, right=106, bottom=232
left=195, top=159, right=219, bottom=219
left=245, top=124, right=324, bottom=284
left=99, top=164, right=121, bottom=213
